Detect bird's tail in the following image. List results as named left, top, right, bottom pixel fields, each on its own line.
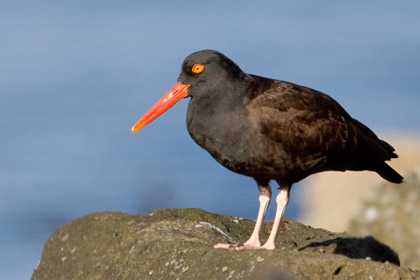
left=379, top=139, right=398, bottom=159
left=376, top=162, right=404, bottom=183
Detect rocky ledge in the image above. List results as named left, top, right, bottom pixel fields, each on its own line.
left=32, top=208, right=419, bottom=279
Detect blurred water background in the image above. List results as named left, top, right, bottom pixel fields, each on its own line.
left=1, top=1, right=419, bottom=279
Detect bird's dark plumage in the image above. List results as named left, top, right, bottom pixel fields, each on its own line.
left=132, top=49, right=403, bottom=250
left=178, top=50, right=403, bottom=185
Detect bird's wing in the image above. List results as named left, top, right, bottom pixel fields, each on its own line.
left=247, top=79, right=357, bottom=165
left=246, top=76, right=400, bottom=181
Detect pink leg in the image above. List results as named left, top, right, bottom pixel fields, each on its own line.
left=242, top=184, right=272, bottom=248
left=214, top=182, right=272, bottom=250
left=261, top=185, right=290, bottom=250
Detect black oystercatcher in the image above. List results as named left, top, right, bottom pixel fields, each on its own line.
left=132, top=50, right=403, bottom=250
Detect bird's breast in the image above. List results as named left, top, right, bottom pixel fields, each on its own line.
left=186, top=98, right=257, bottom=173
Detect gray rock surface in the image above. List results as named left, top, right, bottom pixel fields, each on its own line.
left=32, top=208, right=419, bottom=280
left=349, top=167, right=420, bottom=270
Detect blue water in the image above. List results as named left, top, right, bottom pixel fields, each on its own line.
left=1, top=1, right=420, bottom=278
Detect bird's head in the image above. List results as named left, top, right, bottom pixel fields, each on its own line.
left=177, top=50, right=247, bottom=97
left=131, top=50, right=248, bottom=134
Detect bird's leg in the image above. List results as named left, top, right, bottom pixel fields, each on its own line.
left=261, top=184, right=290, bottom=250
left=242, top=184, right=272, bottom=248
left=214, top=181, right=272, bottom=250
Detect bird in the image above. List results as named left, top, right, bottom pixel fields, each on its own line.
left=131, top=49, right=403, bottom=250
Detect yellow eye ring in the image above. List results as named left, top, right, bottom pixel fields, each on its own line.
left=192, top=64, right=204, bottom=74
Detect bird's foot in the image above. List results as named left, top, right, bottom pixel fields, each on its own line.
left=260, top=242, right=275, bottom=250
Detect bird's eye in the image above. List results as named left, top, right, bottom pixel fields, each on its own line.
left=191, top=64, right=204, bottom=74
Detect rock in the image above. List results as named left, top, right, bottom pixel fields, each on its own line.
left=349, top=167, right=420, bottom=270
left=32, top=208, right=419, bottom=280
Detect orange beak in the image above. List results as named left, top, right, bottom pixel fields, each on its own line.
left=131, top=82, right=191, bottom=134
